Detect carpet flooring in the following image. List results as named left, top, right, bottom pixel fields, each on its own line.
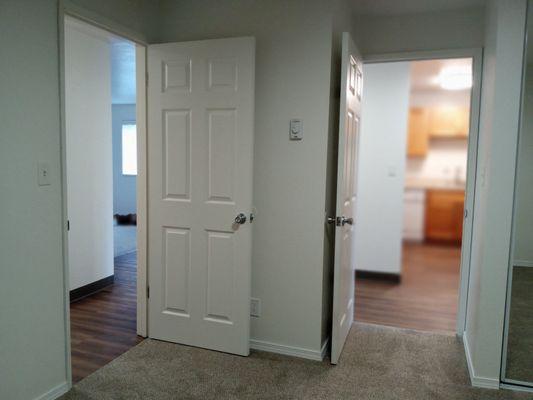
left=504, top=266, right=533, bottom=384
left=60, top=323, right=530, bottom=400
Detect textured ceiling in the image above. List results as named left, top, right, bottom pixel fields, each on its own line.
left=352, top=0, right=486, bottom=16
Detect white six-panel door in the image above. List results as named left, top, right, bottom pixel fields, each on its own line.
left=331, top=32, right=363, bottom=364
left=147, top=37, right=255, bottom=356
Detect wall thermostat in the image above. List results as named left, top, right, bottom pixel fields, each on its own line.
left=290, top=119, right=303, bottom=140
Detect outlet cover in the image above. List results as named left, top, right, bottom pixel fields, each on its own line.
left=250, top=297, right=261, bottom=317
left=38, top=162, right=51, bottom=186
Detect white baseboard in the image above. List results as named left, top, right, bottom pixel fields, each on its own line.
left=463, top=335, right=500, bottom=389
left=514, top=259, right=533, bottom=268
left=250, top=338, right=329, bottom=361
left=34, top=382, right=69, bottom=400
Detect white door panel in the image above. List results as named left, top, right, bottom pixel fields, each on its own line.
left=331, top=32, right=362, bottom=364
left=148, top=37, right=255, bottom=356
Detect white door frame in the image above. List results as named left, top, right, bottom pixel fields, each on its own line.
left=362, top=48, right=483, bottom=337
left=58, top=1, right=149, bottom=388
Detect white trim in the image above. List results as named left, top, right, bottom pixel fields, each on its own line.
left=60, top=0, right=148, bottom=45
left=464, top=334, right=500, bottom=389
left=33, top=382, right=69, bottom=400
left=135, top=44, right=148, bottom=338
left=514, top=259, right=533, bottom=268
left=362, top=47, right=483, bottom=338
left=500, top=383, right=533, bottom=393
left=250, top=339, right=328, bottom=361
left=364, top=48, right=483, bottom=63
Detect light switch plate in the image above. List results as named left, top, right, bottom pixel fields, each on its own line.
left=250, top=297, right=261, bottom=317
left=289, top=119, right=303, bottom=140
left=38, top=162, right=51, bottom=186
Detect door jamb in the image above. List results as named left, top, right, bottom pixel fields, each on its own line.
left=58, top=2, right=149, bottom=388
left=362, top=48, right=484, bottom=337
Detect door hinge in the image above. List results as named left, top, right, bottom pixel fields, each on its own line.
left=146, top=72, right=149, bottom=87
left=67, top=220, right=70, bottom=231
left=464, top=209, right=468, bottom=219
left=147, top=286, right=150, bottom=299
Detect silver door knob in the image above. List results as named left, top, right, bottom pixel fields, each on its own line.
left=341, top=216, right=353, bottom=226
left=234, top=213, right=247, bottom=225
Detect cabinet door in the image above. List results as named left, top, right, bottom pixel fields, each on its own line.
left=425, top=190, right=465, bottom=242
left=407, top=107, right=429, bottom=157
left=428, top=107, right=470, bottom=138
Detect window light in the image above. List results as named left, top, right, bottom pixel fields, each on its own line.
left=121, top=123, right=137, bottom=175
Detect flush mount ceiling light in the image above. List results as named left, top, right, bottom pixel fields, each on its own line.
left=437, top=66, right=472, bottom=90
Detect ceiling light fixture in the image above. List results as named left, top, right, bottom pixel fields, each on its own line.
left=437, top=66, right=472, bottom=90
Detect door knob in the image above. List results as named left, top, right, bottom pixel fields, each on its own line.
left=234, top=213, right=247, bottom=225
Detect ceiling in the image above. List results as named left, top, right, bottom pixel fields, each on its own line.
left=352, top=0, right=486, bottom=16
left=111, top=39, right=136, bottom=105
left=410, top=58, right=472, bottom=92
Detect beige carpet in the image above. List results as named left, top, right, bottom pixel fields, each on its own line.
left=61, top=323, right=529, bottom=399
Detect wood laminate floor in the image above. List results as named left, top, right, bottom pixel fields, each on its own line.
left=70, top=251, right=143, bottom=383
left=355, top=242, right=461, bottom=334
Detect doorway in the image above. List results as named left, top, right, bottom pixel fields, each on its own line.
left=63, top=15, right=145, bottom=382
left=352, top=54, right=479, bottom=335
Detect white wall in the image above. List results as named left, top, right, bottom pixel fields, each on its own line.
left=0, top=1, right=158, bottom=398
left=0, top=1, right=69, bottom=398
left=513, top=65, right=533, bottom=266
left=157, top=0, right=336, bottom=355
left=354, top=62, right=411, bottom=274
left=65, top=19, right=114, bottom=291
left=112, top=104, right=137, bottom=215
left=465, top=0, right=527, bottom=386
left=353, top=7, right=486, bottom=56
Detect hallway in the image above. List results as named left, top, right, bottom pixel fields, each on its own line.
left=355, top=242, right=461, bottom=333
left=70, top=252, right=142, bottom=382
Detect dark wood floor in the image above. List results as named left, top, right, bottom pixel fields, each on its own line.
left=355, top=242, right=461, bottom=334
left=70, top=251, right=143, bottom=383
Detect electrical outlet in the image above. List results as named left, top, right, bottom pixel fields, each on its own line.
left=38, top=162, right=51, bottom=186
left=250, top=297, right=261, bottom=317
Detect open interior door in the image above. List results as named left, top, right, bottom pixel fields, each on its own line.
left=331, top=32, right=363, bottom=364
left=147, top=37, right=255, bottom=356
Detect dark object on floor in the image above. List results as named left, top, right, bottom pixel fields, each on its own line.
left=69, top=275, right=114, bottom=303
left=60, top=323, right=530, bottom=399
left=70, top=252, right=142, bottom=383
left=356, top=270, right=401, bottom=283
left=114, top=213, right=137, bottom=225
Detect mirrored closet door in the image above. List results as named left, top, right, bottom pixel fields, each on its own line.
left=501, top=0, right=533, bottom=389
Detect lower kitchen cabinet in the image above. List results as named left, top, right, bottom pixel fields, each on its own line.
left=425, top=189, right=465, bottom=243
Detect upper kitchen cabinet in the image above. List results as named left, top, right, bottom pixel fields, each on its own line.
left=407, top=107, right=429, bottom=157
left=427, top=106, right=470, bottom=138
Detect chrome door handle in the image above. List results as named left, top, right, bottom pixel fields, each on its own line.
left=234, top=213, right=247, bottom=225
left=341, top=216, right=353, bottom=226
left=326, top=216, right=353, bottom=226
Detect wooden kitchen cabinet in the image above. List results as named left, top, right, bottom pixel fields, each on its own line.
left=428, top=107, right=470, bottom=138
left=425, top=189, right=465, bottom=243
left=407, top=107, right=429, bottom=157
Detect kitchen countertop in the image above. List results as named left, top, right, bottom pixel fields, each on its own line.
left=405, top=178, right=466, bottom=191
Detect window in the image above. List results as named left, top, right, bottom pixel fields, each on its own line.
left=121, top=123, right=137, bottom=175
